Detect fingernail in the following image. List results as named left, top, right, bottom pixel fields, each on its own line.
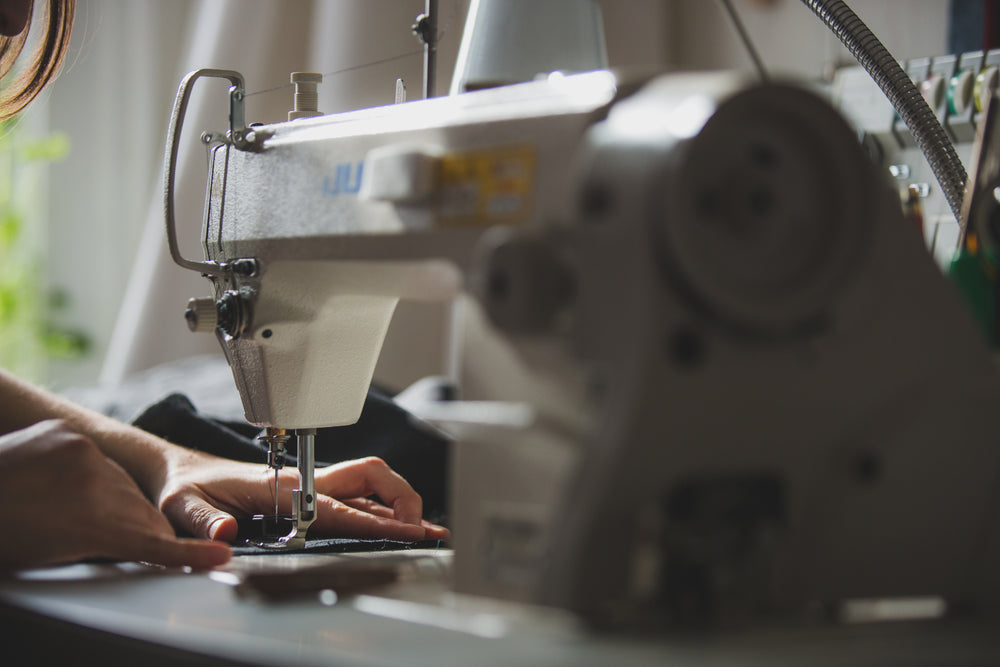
left=208, top=517, right=226, bottom=540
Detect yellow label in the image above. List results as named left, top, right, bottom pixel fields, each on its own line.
left=437, top=146, right=535, bottom=227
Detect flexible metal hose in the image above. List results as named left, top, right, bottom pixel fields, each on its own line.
left=800, top=0, right=968, bottom=223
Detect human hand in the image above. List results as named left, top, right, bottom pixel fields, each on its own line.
left=156, top=449, right=450, bottom=544
left=0, top=420, right=231, bottom=571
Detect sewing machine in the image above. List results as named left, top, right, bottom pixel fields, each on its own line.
left=161, top=4, right=1000, bottom=632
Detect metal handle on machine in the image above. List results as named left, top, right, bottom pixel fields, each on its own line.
left=164, top=68, right=246, bottom=278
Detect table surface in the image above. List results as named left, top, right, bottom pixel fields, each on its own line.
left=2, top=549, right=999, bottom=667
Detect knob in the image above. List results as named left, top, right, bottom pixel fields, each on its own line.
left=216, top=290, right=253, bottom=338
left=920, top=74, right=945, bottom=110
left=948, top=68, right=975, bottom=115
left=185, top=297, right=218, bottom=333
left=975, top=66, right=999, bottom=114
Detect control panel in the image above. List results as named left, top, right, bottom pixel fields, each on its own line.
left=832, top=49, right=1000, bottom=268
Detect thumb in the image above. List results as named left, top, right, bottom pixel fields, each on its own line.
left=162, top=492, right=239, bottom=543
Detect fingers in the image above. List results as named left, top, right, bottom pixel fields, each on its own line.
left=342, top=497, right=451, bottom=540
left=420, top=522, right=451, bottom=541
left=89, top=467, right=233, bottom=568
left=312, top=495, right=427, bottom=541
left=153, top=454, right=444, bottom=547
left=341, top=497, right=396, bottom=518
left=316, top=457, right=423, bottom=526
left=102, top=532, right=232, bottom=570
left=160, top=490, right=240, bottom=543
left=207, top=515, right=240, bottom=543
left=0, top=421, right=233, bottom=571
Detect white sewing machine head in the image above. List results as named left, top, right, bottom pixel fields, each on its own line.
left=166, top=65, right=623, bottom=431
left=163, top=3, right=1000, bottom=628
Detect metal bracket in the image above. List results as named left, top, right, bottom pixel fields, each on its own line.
left=412, top=0, right=438, bottom=99
left=164, top=68, right=252, bottom=278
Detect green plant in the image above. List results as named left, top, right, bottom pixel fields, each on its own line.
left=0, top=117, right=90, bottom=381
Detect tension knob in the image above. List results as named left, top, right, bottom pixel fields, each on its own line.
left=185, top=297, right=218, bottom=333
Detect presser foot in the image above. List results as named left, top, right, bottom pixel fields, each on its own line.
left=246, top=513, right=305, bottom=549
left=244, top=537, right=308, bottom=550
left=247, top=510, right=314, bottom=549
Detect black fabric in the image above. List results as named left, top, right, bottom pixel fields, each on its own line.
left=133, top=394, right=265, bottom=463
left=132, top=389, right=451, bottom=546
left=230, top=537, right=447, bottom=557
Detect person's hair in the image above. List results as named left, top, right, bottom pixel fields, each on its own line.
left=0, top=0, right=74, bottom=120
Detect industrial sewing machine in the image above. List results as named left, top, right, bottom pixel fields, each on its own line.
left=163, top=1, right=1000, bottom=630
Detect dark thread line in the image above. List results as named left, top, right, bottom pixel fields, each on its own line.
left=245, top=48, right=427, bottom=98
left=718, top=0, right=770, bottom=82
left=246, top=2, right=462, bottom=99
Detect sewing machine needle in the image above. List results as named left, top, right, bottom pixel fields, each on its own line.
left=274, top=468, right=279, bottom=521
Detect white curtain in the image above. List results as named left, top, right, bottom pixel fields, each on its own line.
left=40, top=0, right=200, bottom=387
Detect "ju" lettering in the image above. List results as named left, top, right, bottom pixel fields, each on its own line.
left=323, top=161, right=364, bottom=195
